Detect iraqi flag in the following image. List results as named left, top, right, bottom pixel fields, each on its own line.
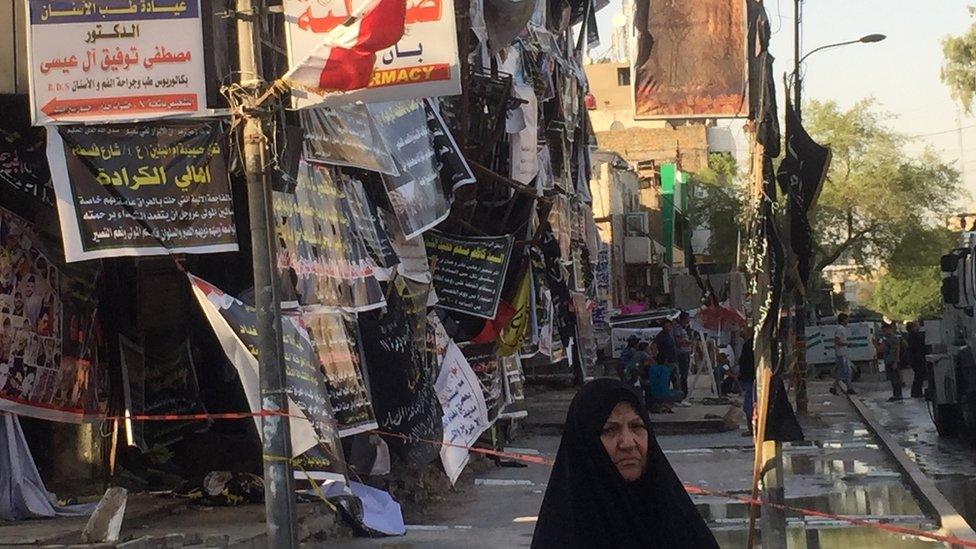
left=285, top=0, right=407, bottom=93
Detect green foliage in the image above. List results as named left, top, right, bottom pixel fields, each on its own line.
left=868, top=267, right=942, bottom=321
left=942, top=8, right=976, bottom=113
left=886, top=226, right=958, bottom=276
left=868, top=227, right=955, bottom=320
left=804, top=99, right=963, bottom=272
left=686, top=152, right=745, bottom=267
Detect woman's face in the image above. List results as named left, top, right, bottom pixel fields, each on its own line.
left=600, top=402, right=648, bottom=482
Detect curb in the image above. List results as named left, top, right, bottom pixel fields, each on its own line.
left=847, top=394, right=976, bottom=545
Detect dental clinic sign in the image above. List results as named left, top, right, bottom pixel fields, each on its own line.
left=26, top=0, right=210, bottom=124
left=284, top=0, right=461, bottom=108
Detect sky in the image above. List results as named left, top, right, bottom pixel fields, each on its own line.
left=592, top=0, right=976, bottom=208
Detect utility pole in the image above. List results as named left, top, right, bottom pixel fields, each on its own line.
left=791, top=0, right=810, bottom=418
left=794, top=0, right=802, bottom=120
left=236, top=0, right=298, bottom=546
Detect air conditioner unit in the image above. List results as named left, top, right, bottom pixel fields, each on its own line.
left=624, top=236, right=654, bottom=264
left=624, top=212, right=649, bottom=237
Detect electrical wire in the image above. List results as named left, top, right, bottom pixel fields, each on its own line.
left=909, top=124, right=976, bottom=139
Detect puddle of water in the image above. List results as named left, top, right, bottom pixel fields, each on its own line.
left=712, top=525, right=943, bottom=548
left=782, top=454, right=876, bottom=477
left=696, top=482, right=924, bottom=521
left=935, top=475, right=976, bottom=532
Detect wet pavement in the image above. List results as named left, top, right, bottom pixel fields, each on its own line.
left=333, top=380, right=955, bottom=548
left=856, top=371, right=976, bottom=533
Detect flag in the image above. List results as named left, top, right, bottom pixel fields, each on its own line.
left=284, top=0, right=406, bottom=93
left=776, top=99, right=832, bottom=287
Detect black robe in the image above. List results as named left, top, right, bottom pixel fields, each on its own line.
left=532, top=379, right=718, bottom=549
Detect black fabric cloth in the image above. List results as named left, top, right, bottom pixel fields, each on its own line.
left=763, top=374, right=804, bottom=442
left=532, top=379, right=717, bottom=549
left=738, top=339, right=756, bottom=382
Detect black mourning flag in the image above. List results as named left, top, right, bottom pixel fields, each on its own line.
left=777, top=101, right=832, bottom=287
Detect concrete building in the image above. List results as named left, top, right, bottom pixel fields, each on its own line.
left=589, top=151, right=669, bottom=307
left=822, top=261, right=879, bottom=309
left=583, top=60, right=738, bottom=174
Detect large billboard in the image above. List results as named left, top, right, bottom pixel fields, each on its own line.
left=633, top=0, right=747, bottom=119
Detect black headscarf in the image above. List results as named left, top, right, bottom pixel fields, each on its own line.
left=532, top=379, right=718, bottom=549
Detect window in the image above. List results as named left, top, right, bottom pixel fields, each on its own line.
left=617, top=67, right=630, bottom=87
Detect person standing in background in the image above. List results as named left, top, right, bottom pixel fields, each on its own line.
left=906, top=321, right=927, bottom=398
left=675, top=312, right=694, bottom=400
left=830, top=313, right=856, bottom=396
left=876, top=323, right=903, bottom=401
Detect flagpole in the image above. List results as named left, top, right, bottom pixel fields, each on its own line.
left=236, top=0, right=298, bottom=545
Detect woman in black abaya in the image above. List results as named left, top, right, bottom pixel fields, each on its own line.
left=532, top=379, right=717, bottom=548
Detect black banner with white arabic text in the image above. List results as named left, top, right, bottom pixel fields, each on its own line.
left=47, top=121, right=237, bottom=262
left=424, top=231, right=514, bottom=319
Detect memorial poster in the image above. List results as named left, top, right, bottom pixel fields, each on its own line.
left=46, top=121, right=237, bottom=263
left=459, top=342, right=504, bottom=424
left=434, top=341, right=489, bottom=484
left=300, top=105, right=398, bottom=175
left=302, top=308, right=378, bottom=437
left=498, top=354, right=527, bottom=420
left=424, top=231, right=514, bottom=319
left=360, top=287, right=443, bottom=465
left=368, top=100, right=451, bottom=239
left=189, top=275, right=342, bottom=459
left=340, top=175, right=399, bottom=272
left=422, top=99, right=475, bottom=195
left=0, top=207, right=106, bottom=422
left=273, top=161, right=385, bottom=312
left=0, top=96, right=54, bottom=208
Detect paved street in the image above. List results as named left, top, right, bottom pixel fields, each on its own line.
left=331, top=378, right=961, bottom=548
left=857, top=372, right=976, bottom=532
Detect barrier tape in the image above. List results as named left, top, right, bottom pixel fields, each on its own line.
left=89, top=410, right=976, bottom=546
left=684, top=485, right=976, bottom=547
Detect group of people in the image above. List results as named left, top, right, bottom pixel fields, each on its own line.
left=831, top=313, right=929, bottom=402
left=617, top=313, right=696, bottom=413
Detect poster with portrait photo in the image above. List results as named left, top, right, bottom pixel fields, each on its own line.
left=0, top=207, right=104, bottom=422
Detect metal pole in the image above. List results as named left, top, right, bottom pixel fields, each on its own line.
left=760, top=440, right=787, bottom=548
left=794, top=0, right=802, bottom=120
left=793, top=0, right=809, bottom=415
left=236, top=1, right=298, bottom=546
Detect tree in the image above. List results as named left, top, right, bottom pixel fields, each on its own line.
left=803, top=99, right=962, bottom=274
left=942, top=8, right=976, bottom=113
left=869, top=268, right=942, bottom=321
left=866, top=226, right=956, bottom=321
left=686, top=152, right=745, bottom=268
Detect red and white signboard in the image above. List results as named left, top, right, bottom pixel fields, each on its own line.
left=284, top=0, right=461, bottom=108
left=26, top=0, right=209, bottom=124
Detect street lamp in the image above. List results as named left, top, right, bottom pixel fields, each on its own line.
left=793, top=33, right=887, bottom=120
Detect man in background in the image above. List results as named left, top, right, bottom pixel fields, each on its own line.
left=876, top=323, right=903, bottom=401
left=830, top=313, right=856, bottom=396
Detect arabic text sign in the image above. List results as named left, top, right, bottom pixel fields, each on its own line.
left=434, top=341, right=489, bottom=485
left=425, top=231, right=513, bottom=319
left=285, top=0, right=461, bottom=107
left=27, top=0, right=208, bottom=124
left=47, top=121, right=238, bottom=262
